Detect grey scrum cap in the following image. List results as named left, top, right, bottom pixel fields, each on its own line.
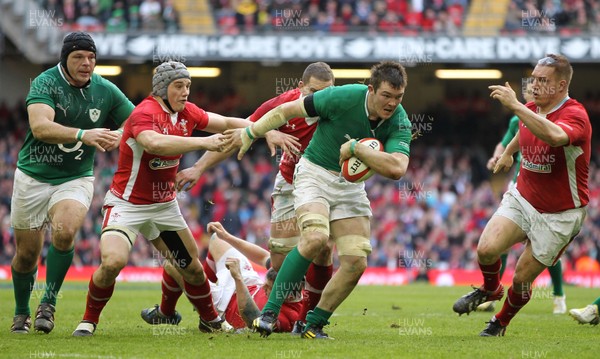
left=152, top=61, right=191, bottom=99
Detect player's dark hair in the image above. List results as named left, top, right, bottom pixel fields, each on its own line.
left=302, top=62, right=335, bottom=84
left=370, top=61, right=407, bottom=92
left=265, top=267, right=278, bottom=283
left=537, top=53, right=573, bottom=86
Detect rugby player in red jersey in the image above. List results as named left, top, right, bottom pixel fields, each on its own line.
left=72, top=61, right=249, bottom=336
left=453, top=54, right=591, bottom=336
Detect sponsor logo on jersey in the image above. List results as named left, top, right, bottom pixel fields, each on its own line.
left=149, top=158, right=180, bottom=170
left=522, top=158, right=552, bottom=173
left=89, top=108, right=101, bottom=122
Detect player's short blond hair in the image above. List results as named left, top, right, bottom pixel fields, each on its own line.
left=537, top=54, right=573, bottom=86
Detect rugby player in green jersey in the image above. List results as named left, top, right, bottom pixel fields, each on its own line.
left=10, top=32, right=134, bottom=334
left=224, top=61, right=412, bottom=339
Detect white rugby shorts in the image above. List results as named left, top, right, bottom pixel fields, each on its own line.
left=495, top=187, right=586, bottom=266
left=293, top=157, right=372, bottom=221
left=271, top=171, right=295, bottom=223
left=102, top=191, right=187, bottom=243
left=11, top=168, right=94, bottom=229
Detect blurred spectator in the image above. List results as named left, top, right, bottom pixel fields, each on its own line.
left=590, top=10, right=600, bottom=33
left=140, top=0, right=164, bottom=30
left=379, top=11, right=401, bottom=33
left=75, top=5, right=103, bottom=31
left=44, top=0, right=65, bottom=20
left=106, top=8, right=128, bottom=32
left=62, top=0, right=78, bottom=25
left=128, top=4, right=141, bottom=31
left=433, top=9, right=459, bottom=34
left=235, top=0, right=258, bottom=31
left=96, top=0, right=114, bottom=24
left=162, top=0, right=181, bottom=33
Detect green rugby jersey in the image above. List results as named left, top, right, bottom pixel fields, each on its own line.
left=501, top=115, right=521, bottom=182
left=18, top=65, right=134, bottom=184
left=303, top=84, right=411, bottom=172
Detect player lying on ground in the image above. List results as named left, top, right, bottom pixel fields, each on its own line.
left=141, top=222, right=306, bottom=333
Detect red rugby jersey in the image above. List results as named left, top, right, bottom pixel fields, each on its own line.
left=110, top=96, right=208, bottom=204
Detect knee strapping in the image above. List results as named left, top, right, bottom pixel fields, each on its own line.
left=160, top=231, right=194, bottom=269
left=268, top=236, right=301, bottom=254
left=335, top=235, right=372, bottom=257
left=297, top=213, right=329, bottom=236
left=101, top=225, right=136, bottom=250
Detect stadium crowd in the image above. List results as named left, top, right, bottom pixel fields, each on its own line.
left=503, top=0, right=600, bottom=34
left=37, top=0, right=600, bottom=34
left=39, top=0, right=181, bottom=32
left=0, top=91, right=599, bottom=273
left=212, top=0, right=600, bottom=34
left=210, top=0, right=467, bottom=35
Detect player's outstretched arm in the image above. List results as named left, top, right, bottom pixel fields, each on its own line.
left=136, top=130, right=226, bottom=156
left=226, top=258, right=261, bottom=328
left=208, top=222, right=270, bottom=268
left=175, top=149, right=236, bottom=191
left=223, top=98, right=307, bottom=159
left=264, top=130, right=301, bottom=157
left=203, top=112, right=251, bottom=134
left=28, top=103, right=118, bottom=152
left=489, top=82, right=569, bottom=146
left=174, top=114, right=249, bottom=191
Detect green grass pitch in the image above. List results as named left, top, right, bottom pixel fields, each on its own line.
left=1, top=282, right=598, bottom=358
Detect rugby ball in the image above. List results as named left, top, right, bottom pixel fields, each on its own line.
left=341, top=138, right=383, bottom=182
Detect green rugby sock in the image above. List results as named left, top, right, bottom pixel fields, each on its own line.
left=548, top=259, right=564, bottom=297
left=12, top=266, right=37, bottom=316
left=305, top=306, right=333, bottom=328
left=41, top=245, right=74, bottom=306
left=499, top=253, right=508, bottom=280
left=593, top=297, right=600, bottom=307
left=262, top=247, right=311, bottom=315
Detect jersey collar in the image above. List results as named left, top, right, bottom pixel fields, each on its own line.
left=154, top=96, right=179, bottom=125
left=363, top=89, right=369, bottom=118
left=538, top=95, right=570, bottom=116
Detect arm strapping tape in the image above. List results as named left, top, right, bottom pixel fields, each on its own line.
left=251, top=106, right=288, bottom=137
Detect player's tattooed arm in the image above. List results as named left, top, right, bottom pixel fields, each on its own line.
left=238, top=289, right=262, bottom=329
left=226, top=258, right=262, bottom=328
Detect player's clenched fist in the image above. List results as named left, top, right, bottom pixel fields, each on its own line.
left=225, top=257, right=242, bottom=280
